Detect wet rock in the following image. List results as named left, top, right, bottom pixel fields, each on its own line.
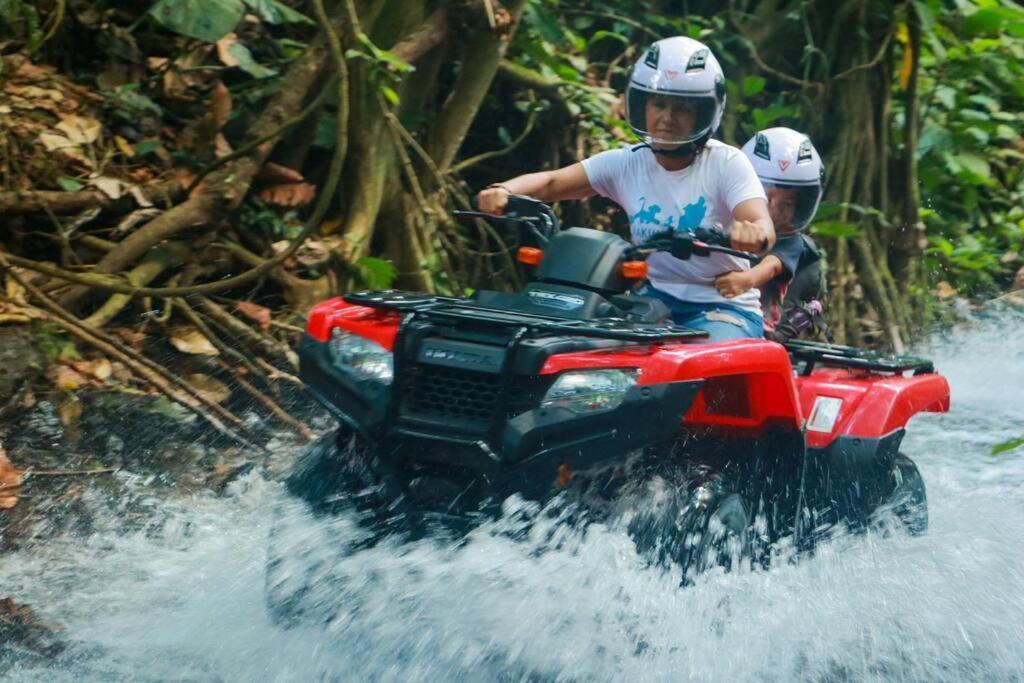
left=1012, top=265, right=1024, bottom=291
left=4, top=400, right=67, bottom=453
left=0, top=597, right=65, bottom=662
left=0, top=327, right=41, bottom=423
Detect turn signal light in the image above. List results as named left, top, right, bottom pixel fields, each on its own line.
left=621, top=261, right=648, bottom=279
left=517, top=247, right=544, bottom=266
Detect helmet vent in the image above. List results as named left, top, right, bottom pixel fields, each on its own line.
left=797, top=139, right=813, bottom=164
left=753, top=133, right=771, bottom=160
left=686, top=48, right=709, bottom=72
left=644, top=45, right=659, bottom=69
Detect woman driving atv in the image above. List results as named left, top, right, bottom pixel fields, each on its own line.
left=477, top=36, right=775, bottom=342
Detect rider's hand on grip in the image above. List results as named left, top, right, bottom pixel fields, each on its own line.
left=729, top=219, right=770, bottom=253
left=477, top=185, right=510, bottom=216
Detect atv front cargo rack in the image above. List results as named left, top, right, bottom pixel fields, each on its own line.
left=344, top=291, right=707, bottom=342
left=783, top=339, right=935, bottom=376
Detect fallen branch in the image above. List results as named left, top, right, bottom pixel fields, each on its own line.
left=197, top=296, right=299, bottom=369
left=0, top=179, right=181, bottom=215
left=217, top=359, right=313, bottom=441
left=82, top=242, right=190, bottom=328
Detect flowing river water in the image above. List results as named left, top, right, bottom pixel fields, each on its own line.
left=2, top=305, right=1023, bottom=681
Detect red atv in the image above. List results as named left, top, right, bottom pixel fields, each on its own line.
left=267, top=196, right=949, bottom=614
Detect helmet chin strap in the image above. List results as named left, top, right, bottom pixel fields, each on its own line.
left=632, top=140, right=700, bottom=158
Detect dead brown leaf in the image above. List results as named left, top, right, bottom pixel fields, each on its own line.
left=114, top=135, right=136, bottom=158
left=935, top=281, right=958, bottom=300
left=185, top=373, right=231, bottom=404
left=256, top=162, right=304, bottom=184
left=216, top=33, right=242, bottom=67
left=89, top=176, right=124, bottom=200
left=73, top=358, right=113, bottom=382
left=235, top=300, right=272, bottom=330
left=210, top=81, right=232, bottom=129
left=53, top=365, right=87, bottom=390
left=0, top=442, right=22, bottom=509
left=55, top=395, right=83, bottom=441
left=169, top=327, right=220, bottom=356
left=215, top=132, right=233, bottom=159
left=257, top=182, right=316, bottom=208
left=55, top=114, right=101, bottom=145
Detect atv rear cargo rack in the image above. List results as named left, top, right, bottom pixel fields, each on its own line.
left=344, top=291, right=707, bottom=342
left=783, top=339, right=935, bottom=376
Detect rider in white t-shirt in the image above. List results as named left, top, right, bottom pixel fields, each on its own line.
left=477, top=37, right=774, bottom=341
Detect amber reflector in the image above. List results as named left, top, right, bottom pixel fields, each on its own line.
left=621, top=261, right=648, bottom=279
left=517, top=247, right=544, bottom=266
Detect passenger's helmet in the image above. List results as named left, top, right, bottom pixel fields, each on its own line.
left=741, top=127, right=825, bottom=232
left=625, top=37, right=726, bottom=154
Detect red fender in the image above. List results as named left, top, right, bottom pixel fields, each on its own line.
left=795, top=368, right=950, bottom=449
left=306, top=298, right=400, bottom=350
left=541, top=339, right=804, bottom=432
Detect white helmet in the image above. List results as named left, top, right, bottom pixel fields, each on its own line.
left=625, top=37, right=726, bottom=153
left=741, top=127, right=825, bottom=232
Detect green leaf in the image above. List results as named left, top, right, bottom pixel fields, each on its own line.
left=106, top=85, right=163, bottom=119
left=380, top=85, right=399, bottom=106
left=995, top=124, right=1019, bottom=141
left=57, top=177, right=84, bottom=192
left=911, top=0, right=936, bottom=32
left=953, top=153, right=991, bottom=180
left=134, top=140, right=160, bottom=156
left=587, top=30, right=629, bottom=48
left=742, top=75, right=766, bottom=97
left=962, top=8, right=1007, bottom=36
left=356, top=256, right=397, bottom=290
left=243, top=0, right=313, bottom=26
left=992, top=437, right=1024, bottom=455
left=526, top=1, right=567, bottom=46
left=811, top=221, right=861, bottom=238
left=934, top=86, right=956, bottom=109
left=226, top=41, right=278, bottom=78
left=148, top=0, right=245, bottom=43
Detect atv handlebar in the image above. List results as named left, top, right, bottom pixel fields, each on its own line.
left=455, top=194, right=559, bottom=246
left=458, top=194, right=761, bottom=264
left=635, top=227, right=763, bottom=266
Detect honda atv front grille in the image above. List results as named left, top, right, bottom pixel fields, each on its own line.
left=400, top=364, right=552, bottom=429
left=404, top=364, right=503, bottom=423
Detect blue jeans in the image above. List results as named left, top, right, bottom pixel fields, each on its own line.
left=642, top=285, right=764, bottom=342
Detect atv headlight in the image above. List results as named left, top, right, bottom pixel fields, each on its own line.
left=540, top=369, right=638, bottom=414
left=329, top=328, right=393, bottom=383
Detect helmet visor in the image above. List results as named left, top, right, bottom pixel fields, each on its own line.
left=763, top=182, right=823, bottom=232
left=626, top=87, right=718, bottom=145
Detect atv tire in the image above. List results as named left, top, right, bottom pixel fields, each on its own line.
left=265, top=428, right=392, bottom=627
left=626, top=467, right=752, bottom=581
left=882, top=452, right=928, bottom=535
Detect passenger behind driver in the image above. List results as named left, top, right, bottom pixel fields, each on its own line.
left=713, top=128, right=826, bottom=341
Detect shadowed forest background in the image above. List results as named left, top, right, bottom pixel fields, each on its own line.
left=0, top=0, right=1022, bottom=444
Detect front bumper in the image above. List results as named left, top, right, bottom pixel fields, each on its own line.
left=299, top=333, right=701, bottom=500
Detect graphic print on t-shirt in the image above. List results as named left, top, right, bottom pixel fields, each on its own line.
left=629, top=195, right=707, bottom=241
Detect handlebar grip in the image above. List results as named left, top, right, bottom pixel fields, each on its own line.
left=693, top=226, right=731, bottom=247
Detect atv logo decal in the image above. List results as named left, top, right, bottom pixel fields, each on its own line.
left=686, top=49, right=709, bottom=72
left=753, top=133, right=771, bottom=160
left=419, top=340, right=504, bottom=372
left=528, top=290, right=586, bottom=311
left=664, top=69, right=679, bottom=80
left=778, top=159, right=790, bottom=172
